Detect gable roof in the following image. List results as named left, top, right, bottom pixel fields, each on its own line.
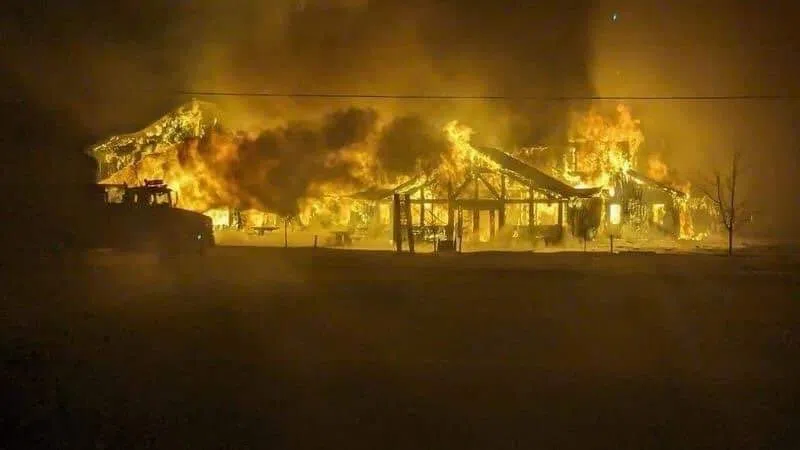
left=348, top=146, right=603, bottom=201
left=626, top=169, right=689, bottom=198
left=475, top=147, right=601, bottom=198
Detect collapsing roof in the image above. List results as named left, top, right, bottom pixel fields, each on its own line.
left=626, top=169, right=689, bottom=198
left=350, top=146, right=602, bottom=201
left=89, top=100, right=220, bottom=181
left=475, top=147, right=601, bottom=198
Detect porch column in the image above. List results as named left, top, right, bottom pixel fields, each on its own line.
left=527, top=187, right=534, bottom=233
left=499, top=175, right=507, bottom=228
left=419, top=189, right=426, bottom=227
left=446, top=182, right=454, bottom=240
left=392, top=194, right=402, bottom=252
left=473, top=178, right=480, bottom=234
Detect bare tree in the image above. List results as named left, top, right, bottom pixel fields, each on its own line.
left=700, top=152, right=748, bottom=255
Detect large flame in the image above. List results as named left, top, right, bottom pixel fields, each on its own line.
left=443, top=120, right=500, bottom=176
left=98, top=113, right=487, bottom=227
left=561, top=104, right=706, bottom=240
left=561, top=104, right=643, bottom=189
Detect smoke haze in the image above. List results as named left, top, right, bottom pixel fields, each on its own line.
left=2, top=1, right=799, bottom=234
left=1, top=1, right=594, bottom=142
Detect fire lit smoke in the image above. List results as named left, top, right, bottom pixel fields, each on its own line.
left=647, top=154, right=669, bottom=181
left=376, top=115, right=451, bottom=179
left=104, top=107, right=470, bottom=217
left=95, top=99, right=716, bottom=241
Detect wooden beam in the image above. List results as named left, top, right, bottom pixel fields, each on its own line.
left=475, top=173, right=501, bottom=200
left=454, top=199, right=505, bottom=209
left=528, top=186, right=534, bottom=232
left=446, top=181, right=454, bottom=240
left=499, top=175, right=507, bottom=228
left=419, top=188, right=426, bottom=227
left=452, top=175, right=473, bottom=199
left=473, top=176, right=480, bottom=233
left=392, top=194, right=402, bottom=252
left=404, top=198, right=564, bottom=205
left=404, top=194, right=415, bottom=254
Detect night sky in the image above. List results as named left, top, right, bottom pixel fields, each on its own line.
left=2, top=1, right=798, bottom=233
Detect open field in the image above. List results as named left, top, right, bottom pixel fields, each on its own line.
left=3, top=246, right=799, bottom=449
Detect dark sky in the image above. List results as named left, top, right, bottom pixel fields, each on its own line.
left=2, top=1, right=798, bottom=233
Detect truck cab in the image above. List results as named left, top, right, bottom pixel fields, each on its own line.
left=119, top=181, right=176, bottom=208
left=64, top=180, right=215, bottom=255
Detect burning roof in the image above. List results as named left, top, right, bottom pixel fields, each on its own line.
left=475, top=147, right=601, bottom=198
left=90, top=100, right=221, bottom=181
left=626, top=169, right=689, bottom=199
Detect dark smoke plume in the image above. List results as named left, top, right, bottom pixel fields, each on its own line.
left=183, top=108, right=372, bottom=216
left=180, top=107, right=456, bottom=216
left=323, top=107, right=378, bottom=149
left=377, top=115, right=450, bottom=178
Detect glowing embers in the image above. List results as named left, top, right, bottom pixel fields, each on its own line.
left=609, top=203, right=622, bottom=225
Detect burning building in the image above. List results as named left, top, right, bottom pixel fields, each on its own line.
left=88, top=100, right=713, bottom=248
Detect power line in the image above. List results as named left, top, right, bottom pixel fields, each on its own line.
left=175, top=91, right=800, bottom=101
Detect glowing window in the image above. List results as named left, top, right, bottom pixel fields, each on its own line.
left=652, top=203, right=666, bottom=226
left=535, top=203, right=558, bottom=225
left=379, top=204, right=391, bottom=225
left=609, top=203, right=622, bottom=225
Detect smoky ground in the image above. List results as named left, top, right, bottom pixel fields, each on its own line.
left=2, top=247, right=799, bottom=449
left=212, top=227, right=793, bottom=256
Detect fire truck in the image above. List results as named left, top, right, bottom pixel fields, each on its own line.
left=41, top=179, right=214, bottom=255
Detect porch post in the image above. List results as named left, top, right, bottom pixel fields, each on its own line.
left=499, top=175, right=507, bottom=228
left=419, top=188, right=425, bottom=228
left=446, top=182, right=454, bottom=240
left=472, top=178, right=480, bottom=234
left=392, top=194, right=402, bottom=252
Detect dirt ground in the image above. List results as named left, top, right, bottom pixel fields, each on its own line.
left=3, top=247, right=799, bottom=449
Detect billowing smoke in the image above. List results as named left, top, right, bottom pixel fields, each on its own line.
left=376, top=115, right=450, bottom=178
left=173, top=107, right=458, bottom=216
left=323, top=108, right=378, bottom=149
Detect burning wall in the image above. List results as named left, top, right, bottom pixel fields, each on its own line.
left=514, top=104, right=711, bottom=240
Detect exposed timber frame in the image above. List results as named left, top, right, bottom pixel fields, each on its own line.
left=353, top=147, right=601, bottom=248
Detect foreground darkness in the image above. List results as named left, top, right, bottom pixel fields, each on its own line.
left=3, top=248, right=798, bottom=449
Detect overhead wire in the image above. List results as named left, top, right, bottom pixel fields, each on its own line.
left=174, top=91, right=800, bottom=101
